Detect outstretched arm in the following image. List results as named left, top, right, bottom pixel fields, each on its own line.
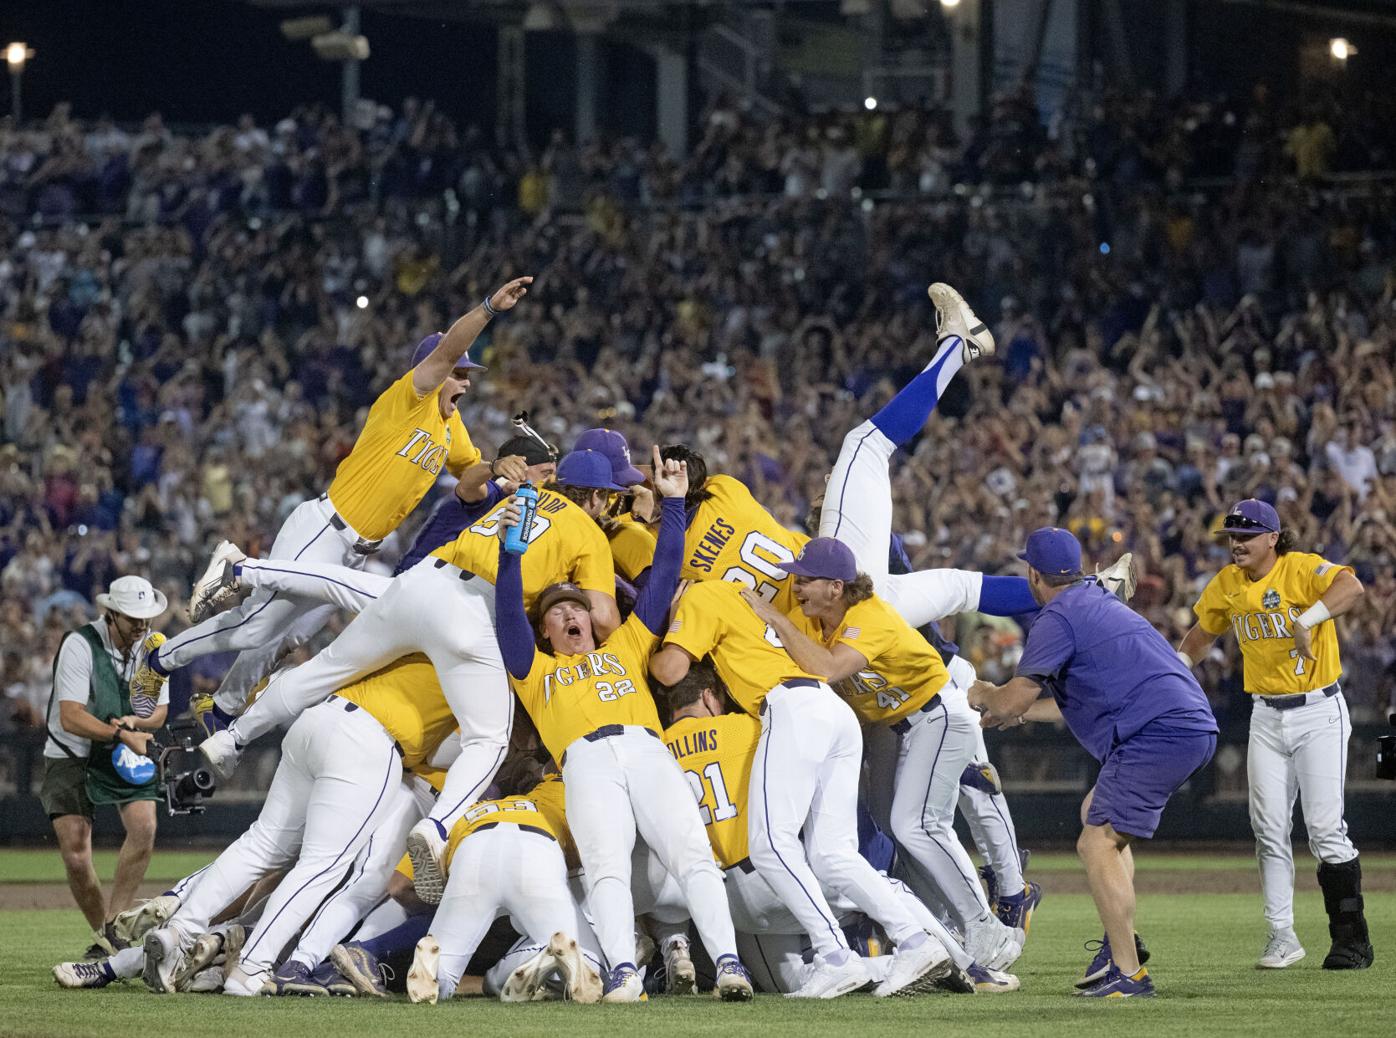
left=632, top=447, right=689, bottom=634
left=411, top=276, right=533, bottom=395
left=494, top=498, right=540, bottom=680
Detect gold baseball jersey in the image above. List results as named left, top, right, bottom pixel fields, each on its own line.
left=663, top=713, right=761, bottom=869
left=791, top=594, right=949, bottom=726
left=445, top=774, right=577, bottom=870
left=327, top=371, right=481, bottom=541
left=607, top=515, right=658, bottom=583
left=682, top=475, right=809, bottom=615
left=335, top=654, right=456, bottom=769
left=512, top=615, right=664, bottom=763
left=1193, top=552, right=1352, bottom=694
left=664, top=580, right=817, bottom=717
left=429, top=488, right=615, bottom=613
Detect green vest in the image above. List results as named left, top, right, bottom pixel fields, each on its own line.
left=46, top=624, right=159, bottom=806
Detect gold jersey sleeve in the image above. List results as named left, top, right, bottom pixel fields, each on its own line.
left=664, top=580, right=816, bottom=717
left=663, top=714, right=762, bottom=869
left=1193, top=552, right=1352, bottom=694
left=444, top=773, right=577, bottom=870
left=428, top=488, right=616, bottom=612
left=793, top=595, right=950, bottom=726
left=335, top=654, right=459, bottom=769
left=327, top=372, right=482, bottom=541
left=681, top=474, right=809, bottom=616
left=607, top=516, right=658, bottom=583
left=512, top=615, right=665, bottom=763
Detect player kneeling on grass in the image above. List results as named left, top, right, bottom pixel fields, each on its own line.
left=405, top=772, right=603, bottom=1004
left=970, top=528, right=1218, bottom=998
left=493, top=447, right=754, bottom=1003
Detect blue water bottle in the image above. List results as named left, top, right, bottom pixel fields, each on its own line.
left=503, top=483, right=539, bottom=555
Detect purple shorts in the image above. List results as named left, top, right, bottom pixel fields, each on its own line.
left=1087, top=726, right=1217, bottom=838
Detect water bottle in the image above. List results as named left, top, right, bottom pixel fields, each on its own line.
left=503, top=483, right=539, bottom=555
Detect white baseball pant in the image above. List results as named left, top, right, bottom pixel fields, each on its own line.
left=237, top=555, right=391, bottom=614
left=1248, top=690, right=1359, bottom=932
left=433, top=823, right=599, bottom=1000
left=227, top=557, right=512, bottom=835
left=155, top=496, right=370, bottom=713
left=749, top=682, right=922, bottom=957
left=563, top=726, right=739, bottom=971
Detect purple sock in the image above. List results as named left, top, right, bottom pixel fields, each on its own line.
left=358, top=912, right=432, bottom=961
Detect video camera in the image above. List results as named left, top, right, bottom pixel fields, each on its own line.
left=1378, top=712, right=1396, bottom=782
left=157, top=718, right=218, bottom=815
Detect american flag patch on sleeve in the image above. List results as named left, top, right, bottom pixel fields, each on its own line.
left=668, top=619, right=683, bottom=633
left=844, top=627, right=861, bottom=639
left=1315, top=563, right=1332, bottom=576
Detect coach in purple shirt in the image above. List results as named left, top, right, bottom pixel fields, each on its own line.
left=969, top=527, right=1217, bottom=999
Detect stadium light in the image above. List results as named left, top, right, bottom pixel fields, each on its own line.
left=6, top=42, right=33, bottom=123
left=312, top=32, right=370, bottom=62
left=280, top=16, right=334, bottom=41
left=1329, top=38, right=1355, bottom=62
left=864, top=96, right=878, bottom=111
left=940, top=0, right=963, bottom=9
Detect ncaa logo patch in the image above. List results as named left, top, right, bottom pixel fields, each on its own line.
left=1262, top=589, right=1280, bottom=609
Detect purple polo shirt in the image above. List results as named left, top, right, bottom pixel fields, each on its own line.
left=1016, top=581, right=1217, bottom=762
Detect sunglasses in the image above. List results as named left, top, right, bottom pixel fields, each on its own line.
left=1222, top=513, right=1275, bottom=535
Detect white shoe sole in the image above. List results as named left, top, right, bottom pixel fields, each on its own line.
left=405, top=830, right=446, bottom=905
left=190, top=542, right=242, bottom=622
left=406, top=936, right=440, bottom=1004
left=716, top=974, right=754, bottom=1002
left=176, top=933, right=223, bottom=991
left=1258, top=947, right=1306, bottom=969
left=928, top=282, right=995, bottom=360
left=666, top=953, right=697, bottom=995
left=873, top=951, right=955, bottom=997
left=547, top=931, right=602, bottom=1004
left=142, top=931, right=179, bottom=994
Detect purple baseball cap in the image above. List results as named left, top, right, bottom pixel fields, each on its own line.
left=1221, top=498, right=1281, bottom=536
left=1018, top=527, right=1083, bottom=576
left=555, top=450, right=627, bottom=492
left=410, top=333, right=487, bottom=372
left=573, top=428, right=645, bottom=486
left=778, top=537, right=859, bottom=583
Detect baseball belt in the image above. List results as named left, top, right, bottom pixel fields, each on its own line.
left=1253, top=682, right=1340, bottom=711
left=474, top=821, right=556, bottom=842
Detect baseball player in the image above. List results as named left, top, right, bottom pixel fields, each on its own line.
left=572, top=428, right=657, bottom=584
left=650, top=580, right=951, bottom=998
left=196, top=449, right=620, bottom=905
left=41, top=576, right=170, bottom=959
left=1177, top=499, right=1373, bottom=970
left=493, top=448, right=753, bottom=1003
left=970, top=527, right=1218, bottom=998
left=141, top=647, right=466, bottom=996
left=647, top=662, right=1016, bottom=995
left=742, top=538, right=1022, bottom=970
left=135, top=278, right=535, bottom=731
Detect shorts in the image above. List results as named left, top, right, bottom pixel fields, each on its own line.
left=40, top=756, right=93, bottom=821
left=1087, top=726, right=1216, bottom=839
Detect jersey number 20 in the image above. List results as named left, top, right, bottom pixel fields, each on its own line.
left=721, top=532, right=796, bottom=602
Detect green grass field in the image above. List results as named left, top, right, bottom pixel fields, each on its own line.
left=1, top=850, right=1390, bottom=1038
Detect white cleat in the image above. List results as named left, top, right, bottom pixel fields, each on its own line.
left=1096, top=552, right=1137, bottom=602
left=873, top=935, right=954, bottom=997
left=190, top=541, right=246, bottom=623
left=177, top=931, right=226, bottom=991
left=187, top=966, right=226, bottom=994
left=601, top=965, right=645, bottom=1004
left=966, top=918, right=1023, bottom=972
left=500, top=945, right=560, bottom=1003
left=199, top=729, right=242, bottom=783
left=928, top=282, right=996, bottom=362
left=968, top=962, right=1020, bottom=992
left=547, top=932, right=603, bottom=1004
left=142, top=928, right=185, bottom=994
left=112, top=893, right=180, bottom=945
left=786, top=952, right=871, bottom=999
left=663, top=935, right=696, bottom=995
left=221, top=963, right=266, bottom=997
left=407, top=936, right=441, bottom=1004
left=404, top=820, right=449, bottom=905
left=1257, top=931, right=1306, bottom=969
left=714, top=955, right=754, bottom=1002
left=53, top=959, right=116, bottom=989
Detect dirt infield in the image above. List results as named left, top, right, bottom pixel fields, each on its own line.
left=0, top=881, right=170, bottom=911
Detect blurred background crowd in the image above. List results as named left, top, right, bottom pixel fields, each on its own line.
left=2, top=86, right=1394, bottom=773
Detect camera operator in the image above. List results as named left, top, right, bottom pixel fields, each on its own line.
left=40, top=576, right=171, bottom=958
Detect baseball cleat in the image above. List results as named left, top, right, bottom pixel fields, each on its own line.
left=222, top=963, right=267, bottom=997
left=663, top=935, right=696, bottom=995
left=934, top=964, right=977, bottom=994
left=142, top=927, right=185, bottom=994
left=787, top=952, right=871, bottom=999
left=53, top=959, right=116, bottom=989
left=966, top=918, right=1022, bottom=972
left=873, top=934, right=953, bottom=997
left=128, top=633, right=168, bottom=711
left=501, top=945, right=560, bottom=1003
left=547, top=931, right=602, bottom=1004
left=198, top=729, right=242, bottom=783
left=176, top=931, right=226, bottom=991
left=186, top=966, right=225, bottom=994
left=406, top=936, right=441, bottom=1004
left=331, top=942, right=391, bottom=998
left=928, top=282, right=996, bottom=362
left=1076, top=932, right=1150, bottom=988
left=190, top=541, right=246, bottom=623
left=264, top=959, right=326, bottom=996
left=601, top=962, right=645, bottom=1003
left=1257, top=930, right=1306, bottom=969
left=995, top=881, right=1042, bottom=934
left=1074, top=964, right=1155, bottom=998
left=111, top=893, right=180, bottom=945
left=713, top=955, right=754, bottom=1002
left=312, top=961, right=357, bottom=996
left=967, top=962, right=1020, bottom=993
left=191, top=693, right=237, bottom=737
left=1096, top=552, right=1137, bottom=602
left=404, top=820, right=449, bottom=905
